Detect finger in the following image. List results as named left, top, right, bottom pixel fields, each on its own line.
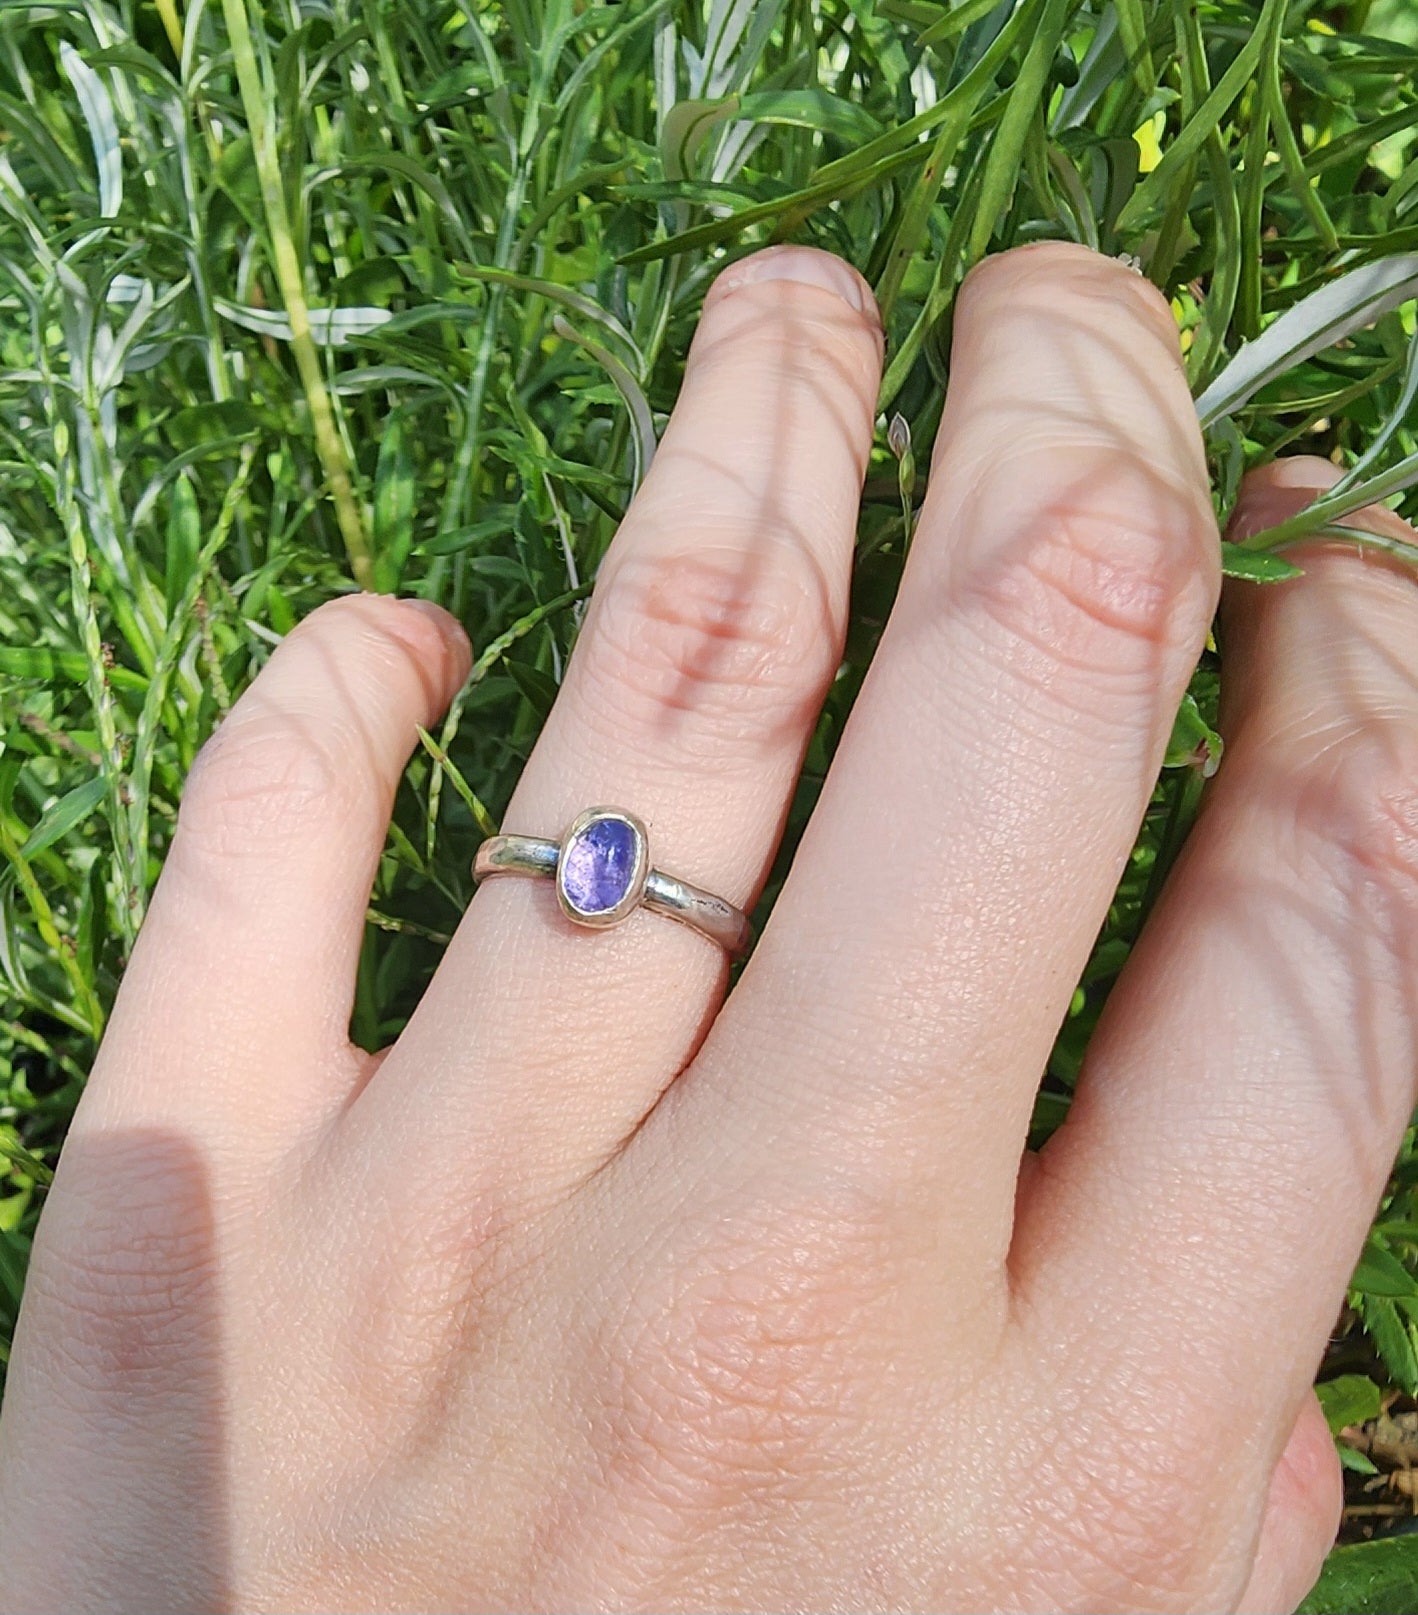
left=1018, top=457, right=1418, bottom=1459
left=82, top=595, right=470, bottom=1145
left=358, top=247, right=883, bottom=1185
left=1236, top=1394, right=1342, bottom=1615
left=679, top=243, right=1217, bottom=1272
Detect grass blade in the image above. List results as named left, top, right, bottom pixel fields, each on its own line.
left=1196, top=253, right=1418, bottom=428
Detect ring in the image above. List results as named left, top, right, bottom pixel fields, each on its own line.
left=473, top=806, right=753, bottom=959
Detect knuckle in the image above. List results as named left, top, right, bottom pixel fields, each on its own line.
left=1289, top=724, right=1418, bottom=919
left=27, top=1135, right=220, bottom=1397
left=175, top=594, right=452, bottom=866
left=1026, top=1413, right=1242, bottom=1610
left=175, top=705, right=350, bottom=860
left=1272, top=728, right=1418, bottom=1120
left=579, top=540, right=839, bottom=759
left=961, top=478, right=1215, bottom=692
left=595, top=1187, right=898, bottom=1512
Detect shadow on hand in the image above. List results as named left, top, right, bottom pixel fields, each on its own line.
left=0, top=1128, right=230, bottom=1614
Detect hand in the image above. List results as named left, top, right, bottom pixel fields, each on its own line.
left=3, top=242, right=1415, bottom=1615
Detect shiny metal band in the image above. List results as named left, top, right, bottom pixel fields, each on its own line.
left=473, top=807, right=752, bottom=959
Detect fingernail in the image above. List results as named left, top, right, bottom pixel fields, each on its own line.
left=401, top=597, right=471, bottom=656
left=1254, top=455, right=1344, bottom=492
left=713, top=245, right=875, bottom=317
left=1228, top=458, right=1345, bottom=543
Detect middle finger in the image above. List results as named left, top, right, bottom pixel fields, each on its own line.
left=686, top=243, right=1220, bottom=1278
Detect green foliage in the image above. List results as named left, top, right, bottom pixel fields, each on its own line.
left=1316, top=1373, right=1382, bottom=1475
left=2, top=0, right=1418, bottom=1587
left=1318, top=1373, right=1384, bottom=1436
left=1301, top=1534, right=1418, bottom=1615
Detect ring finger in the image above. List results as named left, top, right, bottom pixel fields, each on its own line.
left=356, top=246, right=883, bottom=1187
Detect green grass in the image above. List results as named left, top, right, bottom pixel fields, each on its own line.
left=2, top=0, right=1418, bottom=1596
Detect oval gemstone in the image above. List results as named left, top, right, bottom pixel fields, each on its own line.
left=559, top=814, right=640, bottom=916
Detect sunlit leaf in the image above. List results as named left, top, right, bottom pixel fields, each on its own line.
left=1315, top=1374, right=1382, bottom=1435
left=59, top=42, right=122, bottom=218
left=1353, top=1240, right=1418, bottom=1300
left=1219, top=542, right=1303, bottom=581
left=1197, top=254, right=1418, bottom=427
left=214, top=297, right=394, bottom=346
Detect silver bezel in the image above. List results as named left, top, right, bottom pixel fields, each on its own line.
left=555, top=806, right=650, bottom=929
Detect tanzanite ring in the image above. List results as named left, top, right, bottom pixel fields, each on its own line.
left=472, top=806, right=752, bottom=959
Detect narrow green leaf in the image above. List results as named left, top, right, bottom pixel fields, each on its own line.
left=75, top=853, right=106, bottom=988
left=967, top=0, right=1071, bottom=262
left=661, top=96, right=741, bottom=182
left=1054, top=7, right=1126, bottom=129
left=0, top=648, right=76, bottom=681
left=876, top=91, right=979, bottom=318
left=503, top=658, right=559, bottom=721
left=1197, top=253, right=1418, bottom=428
left=1360, top=1295, right=1418, bottom=1394
left=1329, top=326, right=1418, bottom=501
left=1262, top=14, right=1338, bottom=253
left=214, top=296, right=394, bottom=346
left=0, top=1226, right=30, bottom=1313
left=454, top=266, right=640, bottom=365
left=413, top=514, right=519, bottom=558
left=1219, top=542, right=1303, bottom=582
left=18, top=778, right=109, bottom=859
left=1337, top=1442, right=1379, bottom=1475
left=164, top=475, right=201, bottom=619
left=59, top=41, right=122, bottom=218
left=1116, top=5, right=1276, bottom=236
left=0, top=648, right=144, bottom=692
left=0, top=1132, right=53, bottom=1186
left=371, top=411, right=417, bottom=594
left=1028, top=1088, right=1070, bottom=1146
left=1113, top=0, right=1155, bottom=94
left=619, top=0, right=1033, bottom=267
left=736, top=89, right=886, bottom=146
left=918, top=0, right=1015, bottom=45
left=551, top=314, right=656, bottom=490
left=1237, top=463, right=1418, bottom=558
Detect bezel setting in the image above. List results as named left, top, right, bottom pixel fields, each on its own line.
left=555, top=806, right=650, bottom=929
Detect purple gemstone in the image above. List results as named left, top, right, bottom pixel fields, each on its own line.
left=560, top=815, right=639, bottom=915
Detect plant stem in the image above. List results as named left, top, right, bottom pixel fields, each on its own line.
left=219, top=0, right=374, bottom=589
left=0, top=815, right=104, bottom=1040
left=155, top=0, right=183, bottom=60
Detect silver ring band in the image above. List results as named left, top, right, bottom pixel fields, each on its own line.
left=473, top=806, right=752, bottom=959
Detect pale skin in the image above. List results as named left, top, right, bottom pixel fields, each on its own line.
left=2, top=240, right=1417, bottom=1613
